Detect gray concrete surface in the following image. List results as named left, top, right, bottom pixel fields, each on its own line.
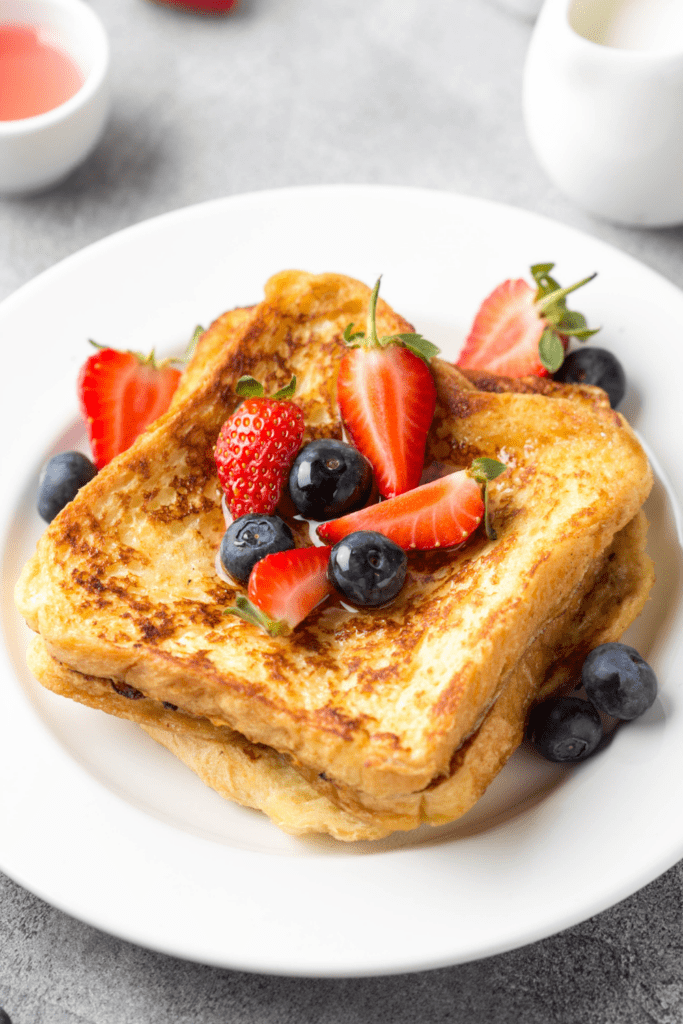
left=2, top=1, right=683, bottom=1020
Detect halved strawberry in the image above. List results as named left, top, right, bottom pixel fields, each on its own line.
left=318, top=460, right=505, bottom=550
left=226, top=546, right=333, bottom=636
left=457, top=263, right=598, bottom=378
left=337, top=278, right=439, bottom=499
left=78, top=345, right=181, bottom=469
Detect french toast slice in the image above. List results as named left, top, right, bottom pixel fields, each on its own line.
left=15, top=271, right=654, bottom=817
left=25, top=509, right=653, bottom=840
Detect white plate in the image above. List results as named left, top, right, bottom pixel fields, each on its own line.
left=1, top=185, right=682, bottom=978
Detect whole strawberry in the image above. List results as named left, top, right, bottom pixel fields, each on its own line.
left=215, top=376, right=304, bottom=518
left=337, top=278, right=439, bottom=499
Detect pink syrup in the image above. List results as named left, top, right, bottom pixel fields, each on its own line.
left=0, top=24, right=84, bottom=121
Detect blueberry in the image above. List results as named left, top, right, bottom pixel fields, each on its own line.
left=582, top=642, right=657, bottom=720
left=329, top=531, right=407, bottom=607
left=37, top=451, right=97, bottom=523
left=528, top=696, right=603, bottom=762
left=553, top=347, right=626, bottom=408
left=0, top=1009, right=12, bottom=1024
left=289, top=439, right=373, bottom=520
left=220, top=514, right=294, bottom=585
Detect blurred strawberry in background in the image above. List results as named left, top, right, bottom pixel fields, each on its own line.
left=151, top=0, right=237, bottom=11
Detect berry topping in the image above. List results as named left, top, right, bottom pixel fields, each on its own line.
left=582, top=643, right=657, bottom=720
left=226, top=545, right=333, bottom=636
left=457, top=263, right=598, bottom=378
left=318, top=460, right=504, bottom=550
left=528, top=696, right=603, bottom=763
left=337, top=278, right=439, bottom=499
left=219, top=514, right=295, bottom=586
left=288, top=438, right=373, bottom=520
left=214, top=376, right=305, bottom=519
left=553, top=347, right=626, bottom=408
left=37, top=451, right=97, bottom=523
left=78, top=343, right=182, bottom=469
left=328, top=531, right=407, bottom=607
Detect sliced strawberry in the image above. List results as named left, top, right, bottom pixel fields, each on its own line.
left=226, top=546, right=333, bottom=636
left=318, top=470, right=485, bottom=551
left=457, top=264, right=598, bottom=378
left=78, top=346, right=181, bottom=469
left=458, top=278, right=547, bottom=376
left=337, top=278, right=439, bottom=499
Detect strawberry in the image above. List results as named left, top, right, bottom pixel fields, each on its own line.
left=226, top=546, right=333, bottom=636
left=214, top=376, right=305, bottom=518
left=318, top=459, right=506, bottom=550
left=150, top=0, right=237, bottom=12
left=337, top=278, right=439, bottom=499
left=457, top=263, right=599, bottom=378
left=78, top=344, right=182, bottom=470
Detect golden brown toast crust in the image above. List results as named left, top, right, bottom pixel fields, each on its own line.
left=15, top=272, right=654, bottom=804
left=26, top=511, right=653, bottom=839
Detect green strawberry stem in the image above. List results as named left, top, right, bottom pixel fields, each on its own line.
left=470, top=457, right=506, bottom=541
left=183, top=324, right=205, bottom=364
left=365, top=277, right=382, bottom=346
left=529, top=266, right=600, bottom=371
left=224, top=594, right=292, bottom=637
left=343, top=278, right=440, bottom=364
left=535, top=273, right=597, bottom=316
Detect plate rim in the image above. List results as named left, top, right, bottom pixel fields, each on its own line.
left=2, top=182, right=683, bottom=977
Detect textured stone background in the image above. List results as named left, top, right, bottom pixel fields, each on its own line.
left=2, top=1, right=683, bottom=1021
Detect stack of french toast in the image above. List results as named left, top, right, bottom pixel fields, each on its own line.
left=14, top=271, right=654, bottom=841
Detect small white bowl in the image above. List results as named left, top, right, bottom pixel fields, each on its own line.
left=0, top=0, right=110, bottom=196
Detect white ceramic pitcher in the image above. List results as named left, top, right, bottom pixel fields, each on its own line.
left=523, top=0, right=683, bottom=226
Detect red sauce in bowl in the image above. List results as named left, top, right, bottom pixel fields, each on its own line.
left=0, top=24, right=84, bottom=121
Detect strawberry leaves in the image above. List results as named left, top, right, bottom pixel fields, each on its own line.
left=342, top=278, right=440, bottom=365
left=531, top=263, right=600, bottom=373
left=225, top=546, right=332, bottom=636
left=457, top=263, right=599, bottom=378
left=469, top=457, right=507, bottom=540
left=225, top=593, right=292, bottom=637
left=235, top=375, right=297, bottom=400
